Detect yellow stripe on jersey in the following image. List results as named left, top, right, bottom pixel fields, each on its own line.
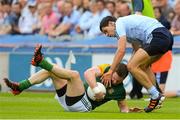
left=97, top=64, right=111, bottom=74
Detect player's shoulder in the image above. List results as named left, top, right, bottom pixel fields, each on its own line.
left=98, top=64, right=110, bottom=68
left=97, top=64, right=110, bottom=73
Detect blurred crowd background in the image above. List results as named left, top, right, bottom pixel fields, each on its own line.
left=0, top=0, right=180, bottom=40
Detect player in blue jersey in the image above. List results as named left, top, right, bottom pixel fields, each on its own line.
left=99, top=15, right=173, bottom=112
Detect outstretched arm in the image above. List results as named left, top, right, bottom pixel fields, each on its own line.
left=117, top=100, right=129, bottom=113
left=101, top=36, right=127, bottom=87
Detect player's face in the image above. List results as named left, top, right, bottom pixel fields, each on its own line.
left=102, top=22, right=115, bottom=37
left=111, top=72, right=123, bottom=85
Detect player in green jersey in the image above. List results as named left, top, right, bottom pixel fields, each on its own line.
left=4, top=44, right=142, bottom=112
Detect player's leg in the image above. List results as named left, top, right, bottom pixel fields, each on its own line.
left=127, top=48, right=162, bottom=112
left=31, top=44, right=85, bottom=97
left=50, top=69, right=92, bottom=112
left=4, top=69, right=52, bottom=95
left=127, top=48, right=159, bottom=89
left=51, top=64, right=85, bottom=97
left=31, top=45, right=92, bottom=111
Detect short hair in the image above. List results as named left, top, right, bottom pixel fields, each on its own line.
left=99, top=16, right=117, bottom=32
left=153, top=6, right=162, bottom=14
left=96, top=0, right=105, bottom=5
left=106, top=1, right=115, bottom=7
left=115, top=63, right=129, bottom=79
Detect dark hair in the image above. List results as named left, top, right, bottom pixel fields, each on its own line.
left=106, top=1, right=115, bottom=7
left=99, top=16, right=117, bottom=32
left=153, top=6, right=162, bottom=13
left=96, top=0, right=105, bottom=5
left=115, top=63, right=129, bottom=79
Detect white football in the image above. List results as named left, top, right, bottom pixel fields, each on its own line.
left=87, top=82, right=106, bottom=101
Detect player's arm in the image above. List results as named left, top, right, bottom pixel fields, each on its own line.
left=84, top=66, right=102, bottom=89
left=84, top=65, right=108, bottom=101
left=102, top=36, right=126, bottom=84
left=110, top=36, right=126, bottom=72
left=117, top=99, right=129, bottom=113
left=101, top=36, right=126, bottom=87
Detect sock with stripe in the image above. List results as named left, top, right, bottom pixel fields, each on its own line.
left=39, top=59, right=53, bottom=71
left=148, top=86, right=159, bottom=99
left=19, top=79, right=32, bottom=91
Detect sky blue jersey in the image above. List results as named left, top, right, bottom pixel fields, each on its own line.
left=115, top=14, right=164, bottom=44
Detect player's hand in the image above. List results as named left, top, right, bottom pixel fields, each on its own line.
left=101, top=70, right=113, bottom=87
left=94, top=92, right=105, bottom=101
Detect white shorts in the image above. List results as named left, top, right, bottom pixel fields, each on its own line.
left=55, top=93, right=92, bottom=112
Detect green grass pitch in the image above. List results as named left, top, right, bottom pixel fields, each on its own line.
left=0, top=92, right=180, bottom=119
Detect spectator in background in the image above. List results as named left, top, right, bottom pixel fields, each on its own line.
left=115, top=0, right=123, bottom=18
left=118, top=1, right=131, bottom=17
left=53, top=0, right=64, bottom=20
left=39, top=2, right=59, bottom=35
left=152, top=0, right=175, bottom=23
left=19, top=0, right=28, bottom=16
left=75, top=0, right=99, bottom=38
left=32, top=2, right=47, bottom=33
left=9, top=2, right=22, bottom=34
left=73, top=0, right=83, bottom=14
left=154, top=6, right=171, bottom=29
left=0, top=2, right=12, bottom=34
left=56, top=0, right=64, bottom=23
left=75, top=0, right=92, bottom=36
left=0, top=1, right=3, bottom=24
left=48, top=1, right=81, bottom=36
left=106, top=1, right=116, bottom=16
left=86, top=0, right=111, bottom=38
left=170, top=0, right=180, bottom=35
left=82, top=0, right=90, bottom=13
left=115, top=0, right=131, bottom=17
left=97, top=0, right=111, bottom=17
left=18, top=0, right=38, bottom=34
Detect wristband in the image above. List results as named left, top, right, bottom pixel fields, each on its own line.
left=92, top=86, right=101, bottom=94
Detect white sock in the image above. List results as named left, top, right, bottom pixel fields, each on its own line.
left=148, top=86, right=159, bottom=99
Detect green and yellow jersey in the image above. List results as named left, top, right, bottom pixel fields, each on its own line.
left=84, top=64, right=126, bottom=110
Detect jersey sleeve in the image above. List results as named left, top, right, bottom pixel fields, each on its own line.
left=115, top=19, right=126, bottom=37
left=97, top=64, right=110, bottom=74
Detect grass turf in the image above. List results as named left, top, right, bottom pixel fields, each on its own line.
left=0, top=92, right=180, bottom=119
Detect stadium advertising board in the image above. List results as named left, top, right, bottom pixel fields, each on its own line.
left=9, top=53, right=92, bottom=90
left=7, top=52, right=180, bottom=92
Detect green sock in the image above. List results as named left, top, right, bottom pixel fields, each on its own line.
left=19, top=80, right=32, bottom=91
left=39, top=59, right=53, bottom=71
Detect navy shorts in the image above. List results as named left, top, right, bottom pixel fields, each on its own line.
left=143, top=27, right=174, bottom=56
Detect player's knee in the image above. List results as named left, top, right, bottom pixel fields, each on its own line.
left=71, top=70, right=80, bottom=79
